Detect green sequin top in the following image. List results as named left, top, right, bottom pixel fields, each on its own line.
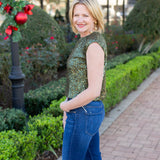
left=66, top=32, right=107, bottom=101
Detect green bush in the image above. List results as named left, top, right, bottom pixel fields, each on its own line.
left=107, top=52, right=140, bottom=70
left=19, top=6, right=65, bottom=50
left=147, top=51, right=160, bottom=69
left=0, top=108, right=26, bottom=132
left=0, top=53, right=11, bottom=108
left=20, top=37, right=58, bottom=85
left=149, top=40, right=160, bottom=53
left=0, top=35, right=10, bottom=54
left=124, top=0, right=160, bottom=54
left=104, top=25, right=142, bottom=55
left=19, top=6, right=67, bottom=70
left=42, top=96, right=66, bottom=117
left=27, top=114, right=63, bottom=153
left=24, top=77, right=66, bottom=116
left=103, top=56, right=154, bottom=111
left=0, top=130, right=38, bottom=160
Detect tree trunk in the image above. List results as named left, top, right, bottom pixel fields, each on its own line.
left=122, top=0, right=125, bottom=26
left=142, top=39, right=159, bottom=54
left=138, top=37, right=146, bottom=52
left=65, top=0, right=70, bottom=23
left=40, top=0, right=43, bottom=9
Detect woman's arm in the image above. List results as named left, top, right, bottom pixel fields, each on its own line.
left=60, top=42, right=104, bottom=112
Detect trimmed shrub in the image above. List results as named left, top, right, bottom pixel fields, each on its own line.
left=42, top=96, right=66, bottom=117
left=107, top=52, right=140, bottom=70
left=27, top=115, right=63, bottom=153
left=0, top=53, right=11, bottom=108
left=24, top=77, right=66, bottom=116
left=19, top=6, right=65, bottom=50
left=0, top=108, right=26, bottom=132
left=124, top=0, right=160, bottom=54
left=147, top=51, right=160, bottom=69
left=0, top=130, right=38, bottom=160
left=103, top=56, right=154, bottom=111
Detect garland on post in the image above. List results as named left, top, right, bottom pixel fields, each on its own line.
left=0, top=0, right=34, bottom=42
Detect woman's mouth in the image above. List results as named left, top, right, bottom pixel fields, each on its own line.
left=77, top=24, right=85, bottom=28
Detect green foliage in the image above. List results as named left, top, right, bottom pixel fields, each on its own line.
left=24, top=77, right=66, bottom=116
left=42, top=96, right=66, bottom=117
left=107, top=52, right=140, bottom=70
left=27, top=114, right=63, bottom=152
left=103, top=55, right=155, bottom=111
left=149, top=39, right=160, bottom=53
left=104, top=25, right=142, bottom=55
left=19, top=6, right=65, bottom=52
left=147, top=51, right=160, bottom=69
left=20, top=37, right=58, bottom=84
left=0, top=130, right=38, bottom=160
left=18, top=6, right=69, bottom=70
left=0, top=0, right=30, bottom=42
left=0, top=53, right=11, bottom=107
left=124, top=0, right=160, bottom=40
left=0, top=107, right=26, bottom=132
left=0, top=35, right=10, bottom=54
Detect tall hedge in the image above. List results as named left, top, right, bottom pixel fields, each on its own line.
left=124, top=0, right=160, bottom=54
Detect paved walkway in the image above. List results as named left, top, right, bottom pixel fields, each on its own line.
left=100, top=68, right=160, bottom=160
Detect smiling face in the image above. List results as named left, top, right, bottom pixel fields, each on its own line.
left=73, top=4, right=96, bottom=37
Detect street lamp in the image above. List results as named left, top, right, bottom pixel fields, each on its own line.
left=9, top=35, right=25, bottom=111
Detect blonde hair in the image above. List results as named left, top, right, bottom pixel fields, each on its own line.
left=69, top=0, right=104, bottom=34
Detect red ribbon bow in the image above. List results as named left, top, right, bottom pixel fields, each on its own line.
left=0, top=2, right=3, bottom=7
left=5, top=25, right=18, bottom=35
left=4, top=4, right=13, bottom=14
left=4, top=25, right=18, bottom=40
left=24, top=4, right=34, bottom=15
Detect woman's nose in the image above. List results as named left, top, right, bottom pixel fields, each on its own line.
left=77, top=17, right=84, bottom=22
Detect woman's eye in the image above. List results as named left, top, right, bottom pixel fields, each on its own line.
left=74, top=14, right=78, bottom=17
left=84, top=14, right=89, bottom=17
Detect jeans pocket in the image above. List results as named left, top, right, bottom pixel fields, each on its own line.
left=85, top=104, right=104, bottom=136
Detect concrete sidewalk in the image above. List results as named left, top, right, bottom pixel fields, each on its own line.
left=100, top=68, right=160, bottom=160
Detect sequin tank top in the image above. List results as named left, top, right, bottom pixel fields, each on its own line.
left=66, top=32, right=107, bottom=101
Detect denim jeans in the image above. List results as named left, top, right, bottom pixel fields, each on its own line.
left=62, top=100, right=105, bottom=160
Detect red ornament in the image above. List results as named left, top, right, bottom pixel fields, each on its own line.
left=4, top=4, right=13, bottom=14
left=24, top=4, right=34, bottom=15
left=15, top=12, right=28, bottom=25
left=0, top=2, right=3, bottom=7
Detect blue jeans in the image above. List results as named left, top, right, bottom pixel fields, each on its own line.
left=62, top=100, right=105, bottom=160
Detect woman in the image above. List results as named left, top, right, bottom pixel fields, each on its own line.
left=60, top=0, right=107, bottom=159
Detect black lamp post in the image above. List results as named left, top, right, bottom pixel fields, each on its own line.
left=9, top=35, right=25, bottom=111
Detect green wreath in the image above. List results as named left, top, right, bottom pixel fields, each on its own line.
left=0, top=0, right=34, bottom=42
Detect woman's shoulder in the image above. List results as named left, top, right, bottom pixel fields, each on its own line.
left=84, top=32, right=106, bottom=50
